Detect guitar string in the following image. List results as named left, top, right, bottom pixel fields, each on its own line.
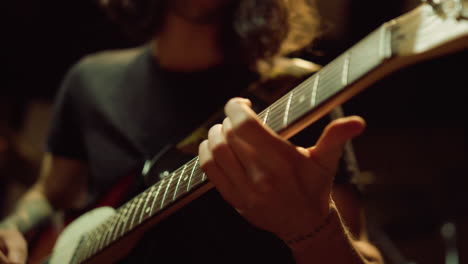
left=84, top=196, right=143, bottom=259
left=89, top=200, right=133, bottom=255
left=77, top=44, right=388, bottom=264
left=107, top=50, right=367, bottom=235
left=83, top=56, right=366, bottom=254
left=80, top=29, right=384, bottom=258
left=76, top=14, right=466, bottom=260
left=273, top=11, right=444, bottom=126
left=106, top=68, right=330, bottom=223
left=110, top=17, right=396, bottom=238
left=254, top=55, right=344, bottom=120
left=77, top=14, right=460, bottom=258
left=122, top=15, right=381, bottom=226
left=102, top=158, right=201, bottom=233
left=88, top=176, right=205, bottom=256
left=261, top=64, right=346, bottom=130
left=265, top=45, right=374, bottom=127
left=82, top=180, right=166, bottom=255
left=80, top=169, right=202, bottom=262
left=267, top=35, right=384, bottom=130
left=255, top=63, right=338, bottom=129
left=174, top=51, right=375, bottom=180
left=77, top=48, right=388, bottom=264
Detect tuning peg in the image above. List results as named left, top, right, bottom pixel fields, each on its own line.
left=422, top=0, right=467, bottom=20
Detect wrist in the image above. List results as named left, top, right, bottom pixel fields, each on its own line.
left=284, top=208, right=335, bottom=245
left=281, top=204, right=343, bottom=252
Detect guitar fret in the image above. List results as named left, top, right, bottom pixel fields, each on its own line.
left=103, top=217, right=116, bottom=248
left=268, top=102, right=286, bottom=131
left=150, top=182, right=163, bottom=214
left=95, top=224, right=108, bottom=257
left=160, top=173, right=175, bottom=209
left=288, top=83, right=311, bottom=124
left=349, top=27, right=387, bottom=84
left=113, top=203, right=130, bottom=240
left=119, top=201, right=136, bottom=239
left=108, top=216, right=123, bottom=250
left=73, top=234, right=88, bottom=263
left=173, top=164, right=187, bottom=201
left=317, top=60, right=346, bottom=103
left=79, top=231, right=92, bottom=261
left=119, top=206, right=132, bottom=238
left=201, top=172, right=206, bottom=182
left=262, top=107, right=270, bottom=125
left=113, top=208, right=127, bottom=241
left=98, top=219, right=112, bottom=252
left=91, top=230, right=102, bottom=257
left=86, top=234, right=95, bottom=260
left=311, top=74, right=319, bottom=107
left=129, top=197, right=145, bottom=230
left=75, top=237, right=89, bottom=264
left=139, top=185, right=156, bottom=223
left=342, top=52, right=350, bottom=86
left=87, top=227, right=102, bottom=259
left=186, top=158, right=198, bottom=191
left=188, top=166, right=205, bottom=189
left=178, top=164, right=191, bottom=196
left=73, top=240, right=83, bottom=263
left=283, top=92, right=293, bottom=127
left=104, top=222, right=114, bottom=250
left=379, top=24, right=392, bottom=60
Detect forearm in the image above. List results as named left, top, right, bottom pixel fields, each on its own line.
left=288, top=206, right=384, bottom=264
left=0, top=186, right=54, bottom=233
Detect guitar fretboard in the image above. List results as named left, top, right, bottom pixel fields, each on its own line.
left=72, top=24, right=392, bottom=264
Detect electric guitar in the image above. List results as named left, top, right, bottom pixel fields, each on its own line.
left=45, top=2, right=468, bottom=263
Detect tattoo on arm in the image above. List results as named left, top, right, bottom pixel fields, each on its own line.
left=0, top=193, right=54, bottom=233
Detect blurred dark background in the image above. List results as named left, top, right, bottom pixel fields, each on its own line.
left=1, top=1, right=467, bottom=263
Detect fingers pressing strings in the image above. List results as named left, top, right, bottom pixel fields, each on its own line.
left=223, top=99, right=300, bottom=177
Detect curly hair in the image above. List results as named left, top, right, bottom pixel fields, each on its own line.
left=100, top=0, right=320, bottom=65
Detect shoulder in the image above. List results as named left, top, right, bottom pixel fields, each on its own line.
left=59, top=46, right=149, bottom=98
left=72, top=46, right=148, bottom=77
left=251, top=57, right=321, bottom=103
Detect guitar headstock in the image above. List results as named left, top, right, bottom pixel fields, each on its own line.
left=423, top=0, right=468, bottom=19
left=384, top=0, right=468, bottom=58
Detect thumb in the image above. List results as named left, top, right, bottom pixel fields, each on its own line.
left=311, top=116, right=366, bottom=169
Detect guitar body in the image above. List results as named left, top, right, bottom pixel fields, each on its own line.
left=26, top=221, right=63, bottom=264
left=49, top=207, right=115, bottom=264
left=27, top=171, right=137, bottom=264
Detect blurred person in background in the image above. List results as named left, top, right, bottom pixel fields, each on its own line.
left=0, top=0, right=383, bottom=263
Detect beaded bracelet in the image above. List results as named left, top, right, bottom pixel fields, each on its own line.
left=285, top=210, right=334, bottom=245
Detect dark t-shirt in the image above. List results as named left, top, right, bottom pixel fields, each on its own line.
left=48, top=46, right=259, bottom=200
left=47, top=46, right=355, bottom=263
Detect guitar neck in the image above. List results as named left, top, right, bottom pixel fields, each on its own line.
left=73, top=4, right=468, bottom=263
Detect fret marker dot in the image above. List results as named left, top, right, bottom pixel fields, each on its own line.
left=159, top=171, right=170, bottom=179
